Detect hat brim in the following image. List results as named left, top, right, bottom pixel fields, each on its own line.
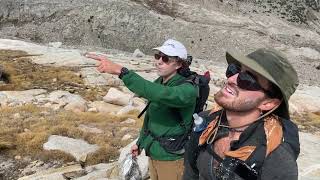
left=152, top=47, right=187, bottom=59
left=226, top=49, right=290, bottom=119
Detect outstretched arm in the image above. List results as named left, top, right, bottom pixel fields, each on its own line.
left=121, top=71, right=197, bottom=108
left=85, top=52, right=197, bottom=108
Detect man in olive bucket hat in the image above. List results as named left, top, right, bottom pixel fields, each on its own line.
left=183, top=48, right=300, bottom=180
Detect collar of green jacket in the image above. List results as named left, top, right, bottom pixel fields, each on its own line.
left=156, top=73, right=184, bottom=85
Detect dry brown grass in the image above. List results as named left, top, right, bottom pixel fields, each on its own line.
left=0, top=104, right=141, bottom=165
left=306, top=112, right=320, bottom=127
left=292, top=111, right=320, bottom=132
left=0, top=50, right=135, bottom=164
left=0, top=49, right=109, bottom=101
left=86, top=146, right=118, bottom=165
left=0, top=49, right=29, bottom=59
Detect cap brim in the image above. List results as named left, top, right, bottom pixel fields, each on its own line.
left=226, top=49, right=290, bottom=119
left=152, top=47, right=187, bottom=59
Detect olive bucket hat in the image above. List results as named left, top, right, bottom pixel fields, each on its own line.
left=225, top=48, right=299, bottom=119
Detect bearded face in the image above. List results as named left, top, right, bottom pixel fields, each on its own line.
left=214, top=66, right=270, bottom=112
left=214, top=82, right=265, bottom=112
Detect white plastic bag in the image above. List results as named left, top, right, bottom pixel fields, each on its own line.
left=120, top=153, right=142, bottom=180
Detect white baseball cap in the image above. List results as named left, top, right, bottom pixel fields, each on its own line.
left=153, top=39, right=188, bottom=59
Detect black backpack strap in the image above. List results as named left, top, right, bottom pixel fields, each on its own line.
left=245, top=143, right=267, bottom=173
left=137, top=77, right=162, bottom=118
left=281, top=118, right=300, bottom=159
left=176, top=74, right=197, bottom=86
left=171, top=108, right=189, bottom=133
left=137, top=102, right=150, bottom=118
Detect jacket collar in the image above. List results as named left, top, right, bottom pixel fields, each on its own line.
left=156, top=73, right=184, bottom=86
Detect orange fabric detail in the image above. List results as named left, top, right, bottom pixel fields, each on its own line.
left=198, top=107, right=283, bottom=161
left=223, top=115, right=283, bottom=161
left=264, top=115, right=283, bottom=156
left=199, top=117, right=218, bottom=145
left=224, top=146, right=256, bottom=161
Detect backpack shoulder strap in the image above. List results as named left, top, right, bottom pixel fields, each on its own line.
left=137, top=102, right=150, bottom=118
left=176, top=74, right=198, bottom=86
left=280, top=117, right=300, bottom=159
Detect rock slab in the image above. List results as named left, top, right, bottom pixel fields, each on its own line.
left=43, top=135, right=99, bottom=162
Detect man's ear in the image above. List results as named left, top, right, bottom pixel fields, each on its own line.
left=258, top=98, right=281, bottom=111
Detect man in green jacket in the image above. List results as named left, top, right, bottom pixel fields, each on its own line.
left=86, top=39, right=197, bottom=180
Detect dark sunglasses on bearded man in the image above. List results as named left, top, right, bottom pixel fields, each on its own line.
left=226, top=63, right=276, bottom=98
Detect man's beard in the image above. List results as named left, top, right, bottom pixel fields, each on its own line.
left=214, top=89, right=264, bottom=112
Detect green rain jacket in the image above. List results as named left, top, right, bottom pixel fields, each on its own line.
left=122, top=70, right=197, bottom=161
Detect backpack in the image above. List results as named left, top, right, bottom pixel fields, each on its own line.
left=138, top=69, right=210, bottom=117
left=178, top=69, right=210, bottom=114
left=137, top=69, right=210, bottom=154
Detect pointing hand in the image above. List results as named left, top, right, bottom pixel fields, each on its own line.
left=84, top=52, right=123, bottom=75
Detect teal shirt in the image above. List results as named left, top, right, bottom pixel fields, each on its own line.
left=122, top=71, right=197, bottom=160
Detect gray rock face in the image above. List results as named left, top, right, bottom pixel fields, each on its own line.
left=43, top=135, right=99, bottom=162
left=47, top=90, right=88, bottom=112
left=17, top=162, right=118, bottom=180
left=103, top=87, right=133, bottom=106
left=81, top=68, right=101, bottom=85
left=290, top=85, right=320, bottom=114
left=18, top=164, right=83, bottom=180
left=0, top=89, right=89, bottom=112
left=76, top=163, right=116, bottom=180
left=88, top=101, right=123, bottom=114
left=298, top=132, right=320, bottom=180
left=132, top=49, right=145, bottom=58
left=1, top=0, right=320, bottom=86
left=0, top=89, right=47, bottom=106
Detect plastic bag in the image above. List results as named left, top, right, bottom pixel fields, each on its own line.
left=120, top=153, right=142, bottom=180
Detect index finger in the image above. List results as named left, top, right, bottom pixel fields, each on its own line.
left=84, top=53, right=103, bottom=61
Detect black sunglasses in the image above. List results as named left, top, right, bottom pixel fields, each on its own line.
left=226, top=63, right=274, bottom=97
left=154, top=53, right=176, bottom=63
